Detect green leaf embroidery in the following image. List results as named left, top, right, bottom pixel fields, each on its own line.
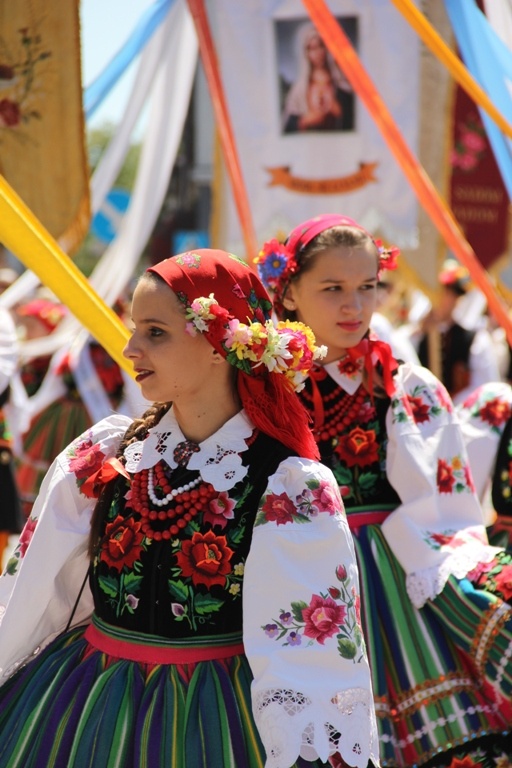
left=291, top=600, right=308, bottom=623
left=194, top=593, right=224, bottom=614
left=5, top=555, right=19, bottom=575
left=254, top=511, right=268, bottom=527
left=333, top=466, right=352, bottom=485
left=98, top=574, right=119, bottom=598
left=168, top=579, right=189, bottom=602
left=229, top=524, right=246, bottom=544
left=123, top=573, right=143, bottom=591
left=358, top=472, right=377, bottom=492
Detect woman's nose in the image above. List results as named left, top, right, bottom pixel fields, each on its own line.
left=123, top=335, right=140, bottom=360
left=341, top=292, right=361, bottom=312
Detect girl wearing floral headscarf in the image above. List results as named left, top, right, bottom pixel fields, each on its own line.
left=0, top=249, right=378, bottom=768
left=257, top=216, right=512, bottom=767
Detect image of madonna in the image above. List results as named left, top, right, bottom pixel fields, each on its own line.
left=279, top=20, right=356, bottom=134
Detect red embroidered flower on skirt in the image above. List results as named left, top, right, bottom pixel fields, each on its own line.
left=302, top=594, right=347, bottom=645
left=176, top=530, right=234, bottom=588
left=437, top=459, right=455, bottom=494
left=479, top=397, right=512, bottom=427
left=261, top=492, right=298, bottom=525
left=101, top=515, right=145, bottom=572
left=335, top=427, right=379, bottom=468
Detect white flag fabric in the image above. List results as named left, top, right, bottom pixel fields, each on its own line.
left=211, top=0, right=419, bottom=253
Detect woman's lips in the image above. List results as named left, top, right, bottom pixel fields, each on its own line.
left=135, top=370, right=153, bottom=383
left=337, top=321, right=361, bottom=331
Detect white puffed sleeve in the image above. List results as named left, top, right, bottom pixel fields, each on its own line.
left=381, top=363, right=500, bottom=608
left=0, top=414, right=131, bottom=685
left=456, top=381, right=512, bottom=504
left=243, top=457, right=379, bottom=768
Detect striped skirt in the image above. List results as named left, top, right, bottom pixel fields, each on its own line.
left=16, top=397, right=92, bottom=517
left=352, top=516, right=512, bottom=767
left=0, top=615, right=329, bottom=768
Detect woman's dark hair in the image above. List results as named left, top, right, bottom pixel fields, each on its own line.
left=87, top=403, right=171, bottom=557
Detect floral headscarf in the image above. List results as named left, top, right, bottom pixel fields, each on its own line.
left=148, top=249, right=324, bottom=459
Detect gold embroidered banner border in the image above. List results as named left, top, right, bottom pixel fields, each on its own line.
left=0, top=0, right=90, bottom=253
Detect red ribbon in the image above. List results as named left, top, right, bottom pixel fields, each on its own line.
left=81, top=457, right=131, bottom=499
left=308, top=366, right=328, bottom=429
left=345, top=338, right=398, bottom=400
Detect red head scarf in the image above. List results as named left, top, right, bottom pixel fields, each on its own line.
left=148, top=249, right=320, bottom=460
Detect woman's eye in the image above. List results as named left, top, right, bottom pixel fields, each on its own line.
left=149, top=327, right=164, bottom=337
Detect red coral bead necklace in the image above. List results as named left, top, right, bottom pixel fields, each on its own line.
left=129, top=461, right=218, bottom=541
left=301, top=385, right=368, bottom=442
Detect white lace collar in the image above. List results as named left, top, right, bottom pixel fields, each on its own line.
left=323, top=360, right=363, bottom=395
left=123, top=407, right=254, bottom=492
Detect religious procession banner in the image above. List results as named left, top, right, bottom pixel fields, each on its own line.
left=448, top=83, right=509, bottom=272
left=210, top=0, right=419, bottom=255
left=0, top=0, right=89, bottom=253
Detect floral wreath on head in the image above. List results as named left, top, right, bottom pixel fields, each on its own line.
left=184, top=293, right=327, bottom=392
left=254, top=215, right=399, bottom=311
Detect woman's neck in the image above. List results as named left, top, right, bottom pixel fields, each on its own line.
left=172, top=392, right=241, bottom=444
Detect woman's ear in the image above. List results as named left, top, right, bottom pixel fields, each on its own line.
left=211, top=348, right=225, bottom=365
left=282, top=286, right=297, bottom=312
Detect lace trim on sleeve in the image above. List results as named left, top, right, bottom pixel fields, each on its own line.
left=253, top=686, right=379, bottom=768
left=406, top=543, right=499, bottom=608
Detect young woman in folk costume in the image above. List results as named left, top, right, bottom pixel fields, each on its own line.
left=256, top=215, right=512, bottom=768
left=0, top=249, right=379, bottom=768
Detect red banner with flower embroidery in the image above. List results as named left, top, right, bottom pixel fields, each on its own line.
left=0, top=1, right=90, bottom=253
left=448, top=84, right=509, bottom=270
